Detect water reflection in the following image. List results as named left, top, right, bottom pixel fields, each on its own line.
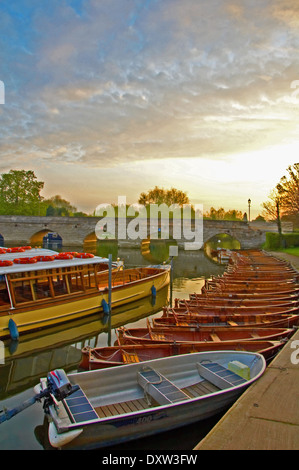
left=204, top=233, right=241, bottom=263
left=0, top=248, right=225, bottom=450
left=0, top=287, right=170, bottom=400
left=83, top=238, right=178, bottom=265
left=141, top=239, right=178, bottom=264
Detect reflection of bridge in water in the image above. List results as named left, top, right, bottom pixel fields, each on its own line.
left=0, top=286, right=170, bottom=400
left=0, top=215, right=273, bottom=250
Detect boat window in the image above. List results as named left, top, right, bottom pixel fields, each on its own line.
left=66, top=269, right=84, bottom=293
left=7, top=263, right=101, bottom=305
left=0, top=277, right=11, bottom=309
left=11, top=277, right=34, bottom=304
left=33, top=275, right=52, bottom=299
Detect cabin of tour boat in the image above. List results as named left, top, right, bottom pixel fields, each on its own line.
left=0, top=247, right=115, bottom=310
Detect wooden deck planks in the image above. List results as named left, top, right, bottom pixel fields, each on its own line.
left=94, top=380, right=219, bottom=418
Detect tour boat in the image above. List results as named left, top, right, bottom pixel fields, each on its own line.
left=80, top=340, right=283, bottom=370
left=3, top=351, right=265, bottom=449
left=0, top=247, right=170, bottom=339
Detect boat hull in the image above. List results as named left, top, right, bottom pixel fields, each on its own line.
left=44, top=351, right=266, bottom=449
left=117, top=325, right=294, bottom=344
left=80, top=341, right=283, bottom=370
left=0, top=267, right=170, bottom=339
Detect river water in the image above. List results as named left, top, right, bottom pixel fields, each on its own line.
left=0, top=244, right=226, bottom=451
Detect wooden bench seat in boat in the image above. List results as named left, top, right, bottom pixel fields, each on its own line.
left=95, top=380, right=220, bottom=418
left=137, top=367, right=189, bottom=405
left=150, top=333, right=166, bottom=341
left=210, top=333, right=221, bottom=342
left=121, top=350, right=140, bottom=364
left=197, top=361, right=247, bottom=389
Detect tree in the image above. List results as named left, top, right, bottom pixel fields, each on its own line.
left=0, top=170, right=44, bottom=215
left=204, top=207, right=243, bottom=220
left=276, top=163, right=299, bottom=218
left=261, top=189, right=280, bottom=221
left=262, top=163, right=299, bottom=229
left=138, top=186, right=190, bottom=206
left=45, top=195, right=77, bottom=216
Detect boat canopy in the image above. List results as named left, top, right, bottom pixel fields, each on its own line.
left=0, top=248, right=113, bottom=275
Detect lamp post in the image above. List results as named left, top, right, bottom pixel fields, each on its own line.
left=248, top=199, right=251, bottom=222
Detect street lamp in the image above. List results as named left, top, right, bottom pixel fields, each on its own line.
left=248, top=199, right=251, bottom=222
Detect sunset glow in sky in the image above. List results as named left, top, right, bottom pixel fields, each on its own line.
left=1, top=0, right=299, bottom=218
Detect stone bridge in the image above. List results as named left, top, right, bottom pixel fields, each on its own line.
left=0, top=215, right=272, bottom=250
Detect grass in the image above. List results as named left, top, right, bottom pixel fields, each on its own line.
left=280, top=247, right=299, bottom=257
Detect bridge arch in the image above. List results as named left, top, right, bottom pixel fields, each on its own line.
left=204, top=233, right=241, bottom=262
left=30, top=230, right=62, bottom=249
left=0, top=215, right=267, bottom=250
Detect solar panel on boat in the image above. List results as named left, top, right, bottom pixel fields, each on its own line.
left=138, top=368, right=189, bottom=403
left=201, top=362, right=246, bottom=385
left=64, top=387, right=98, bottom=423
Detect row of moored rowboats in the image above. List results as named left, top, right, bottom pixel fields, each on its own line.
left=80, top=250, right=299, bottom=370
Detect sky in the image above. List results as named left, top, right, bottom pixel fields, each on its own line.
left=0, top=0, right=299, bottom=219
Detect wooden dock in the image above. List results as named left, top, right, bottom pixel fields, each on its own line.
left=194, top=328, right=299, bottom=450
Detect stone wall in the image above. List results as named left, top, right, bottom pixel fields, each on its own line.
left=0, top=215, right=270, bottom=249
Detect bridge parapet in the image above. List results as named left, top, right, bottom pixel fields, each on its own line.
left=0, top=215, right=272, bottom=249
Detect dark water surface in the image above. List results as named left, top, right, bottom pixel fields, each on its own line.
left=0, top=246, right=226, bottom=450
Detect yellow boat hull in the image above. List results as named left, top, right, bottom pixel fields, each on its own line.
left=0, top=268, right=170, bottom=339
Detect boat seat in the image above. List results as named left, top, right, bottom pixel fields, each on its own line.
left=121, top=350, right=140, bottom=364
left=210, top=333, right=221, bottom=342
left=138, top=367, right=189, bottom=405
left=150, top=333, right=165, bottom=341
left=197, top=361, right=247, bottom=390
left=63, top=386, right=98, bottom=423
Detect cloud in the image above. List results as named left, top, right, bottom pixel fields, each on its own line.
left=1, top=0, right=299, bottom=205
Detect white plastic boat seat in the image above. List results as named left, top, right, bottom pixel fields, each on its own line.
left=137, top=367, right=189, bottom=405
left=63, top=386, right=98, bottom=423
left=197, top=361, right=247, bottom=390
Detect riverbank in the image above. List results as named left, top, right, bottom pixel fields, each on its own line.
left=268, top=250, right=299, bottom=270
left=194, top=327, right=299, bottom=450
left=194, top=251, right=299, bottom=450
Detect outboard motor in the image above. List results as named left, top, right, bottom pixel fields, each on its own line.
left=47, top=369, right=74, bottom=401
left=0, top=369, right=78, bottom=423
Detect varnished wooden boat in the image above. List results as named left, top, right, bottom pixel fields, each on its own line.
left=116, top=322, right=294, bottom=345
left=163, top=304, right=299, bottom=316
left=202, top=286, right=299, bottom=297
left=0, top=247, right=170, bottom=339
left=154, top=311, right=299, bottom=329
left=189, top=292, right=299, bottom=302
left=175, top=298, right=299, bottom=309
left=80, top=340, right=284, bottom=370
left=206, top=279, right=298, bottom=290
left=204, top=285, right=299, bottom=296
left=28, top=351, right=266, bottom=448
left=226, top=267, right=298, bottom=275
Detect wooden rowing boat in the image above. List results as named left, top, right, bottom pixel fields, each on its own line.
left=176, top=300, right=299, bottom=310
left=175, top=298, right=299, bottom=310
left=80, top=340, right=284, bottom=370
left=188, top=292, right=299, bottom=302
left=163, top=304, right=299, bottom=316
left=154, top=311, right=299, bottom=329
left=116, top=322, right=294, bottom=345
left=0, top=247, right=170, bottom=339
left=31, top=351, right=266, bottom=448
left=204, top=285, right=299, bottom=296
left=206, top=279, right=298, bottom=290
